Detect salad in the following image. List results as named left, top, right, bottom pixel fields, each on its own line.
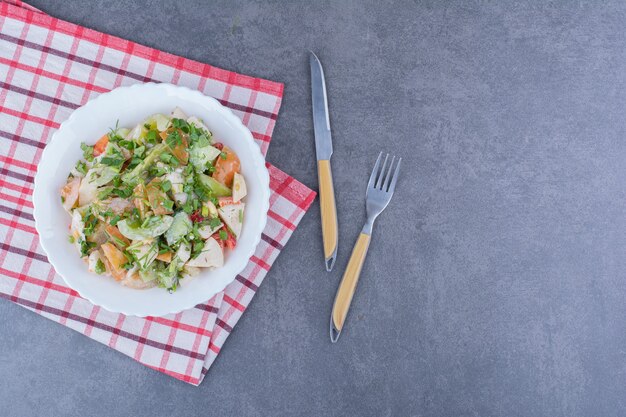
left=60, top=107, right=247, bottom=292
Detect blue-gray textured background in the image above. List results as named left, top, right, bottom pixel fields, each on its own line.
left=2, top=1, right=626, bottom=416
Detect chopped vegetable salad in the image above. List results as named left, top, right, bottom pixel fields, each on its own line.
left=60, top=108, right=247, bottom=291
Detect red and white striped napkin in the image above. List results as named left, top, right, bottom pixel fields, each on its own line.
left=0, top=1, right=315, bottom=385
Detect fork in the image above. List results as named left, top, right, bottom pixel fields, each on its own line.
left=329, top=152, right=402, bottom=342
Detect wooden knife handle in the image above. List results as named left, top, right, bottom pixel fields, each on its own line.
left=330, top=232, right=371, bottom=342
left=317, top=159, right=338, bottom=271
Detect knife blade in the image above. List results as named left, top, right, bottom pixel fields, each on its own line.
left=310, top=51, right=338, bottom=271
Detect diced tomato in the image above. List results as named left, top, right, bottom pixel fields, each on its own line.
left=224, top=230, right=236, bottom=249
left=212, top=146, right=240, bottom=187
left=93, top=134, right=109, bottom=156
left=217, top=197, right=235, bottom=207
left=213, top=142, right=224, bottom=151
left=212, top=226, right=236, bottom=250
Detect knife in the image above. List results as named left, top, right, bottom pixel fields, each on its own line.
left=309, top=51, right=338, bottom=271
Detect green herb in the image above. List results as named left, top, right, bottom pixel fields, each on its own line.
left=81, top=142, right=94, bottom=161
left=109, top=234, right=127, bottom=249
left=118, top=139, right=135, bottom=150
left=100, top=156, right=124, bottom=168
left=114, top=186, right=134, bottom=198
left=165, top=130, right=182, bottom=148
left=107, top=121, right=123, bottom=142
left=95, top=259, right=106, bottom=274
left=219, top=230, right=228, bottom=241
left=220, top=151, right=227, bottom=160
left=78, top=238, right=96, bottom=257
left=98, top=188, right=114, bottom=199
left=75, top=160, right=88, bottom=175
left=208, top=217, right=222, bottom=228
left=101, top=209, right=115, bottom=218
left=160, top=180, right=172, bottom=192
left=170, top=118, right=189, bottom=131
left=109, top=215, right=121, bottom=226
left=145, top=130, right=158, bottom=144
left=127, top=157, right=141, bottom=170
left=183, top=164, right=194, bottom=177
left=61, top=196, right=65, bottom=204
left=207, top=162, right=216, bottom=174
left=68, top=235, right=75, bottom=244
left=148, top=165, right=167, bottom=178
left=190, top=241, right=205, bottom=259
left=160, top=153, right=173, bottom=164
left=201, top=205, right=209, bottom=217
left=162, top=199, right=174, bottom=211
left=182, top=201, right=194, bottom=214
left=158, top=239, right=174, bottom=254
left=141, top=215, right=158, bottom=229
left=123, top=249, right=135, bottom=262
left=134, top=145, right=145, bottom=157
left=82, top=208, right=98, bottom=237
left=98, top=186, right=133, bottom=200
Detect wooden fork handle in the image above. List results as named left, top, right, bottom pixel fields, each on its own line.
left=330, top=232, right=371, bottom=342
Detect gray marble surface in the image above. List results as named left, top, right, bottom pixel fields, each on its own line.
left=2, top=1, right=626, bottom=416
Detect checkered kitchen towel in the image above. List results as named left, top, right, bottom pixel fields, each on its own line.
left=0, top=1, right=315, bottom=385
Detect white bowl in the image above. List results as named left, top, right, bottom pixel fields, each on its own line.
left=33, top=83, right=270, bottom=317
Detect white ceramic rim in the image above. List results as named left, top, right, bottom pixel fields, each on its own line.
left=32, top=83, right=270, bottom=317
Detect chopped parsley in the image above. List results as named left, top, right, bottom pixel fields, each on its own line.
left=182, top=201, right=194, bottom=214
left=82, top=208, right=98, bottom=237
left=109, top=214, right=121, bottom=226
left=78, top=238, right=96, bottom=257
left=160, top=152, right=173, bottom=164
left=145, top=130, right=159, bottom=144
left=80, top=142, right=94, bottom=162
left=162, top=199, right=174, bottom=211
left=208, top=217, right=222, bottom=229
left=160, top=180, right=172, bottom=192
left=98, top=185, right=133, bottom=200
left=75, top=160, right=88, bottom=175
left=134, top=145, right=145, bottom=157
left=100, top=156, right=124, bottom=168
left=95, top=259, right=106, bottom=274
left=63, top=111, right=244, bottom=293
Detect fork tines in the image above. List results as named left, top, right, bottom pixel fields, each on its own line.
left=369, top=152, right=401, bottom=193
